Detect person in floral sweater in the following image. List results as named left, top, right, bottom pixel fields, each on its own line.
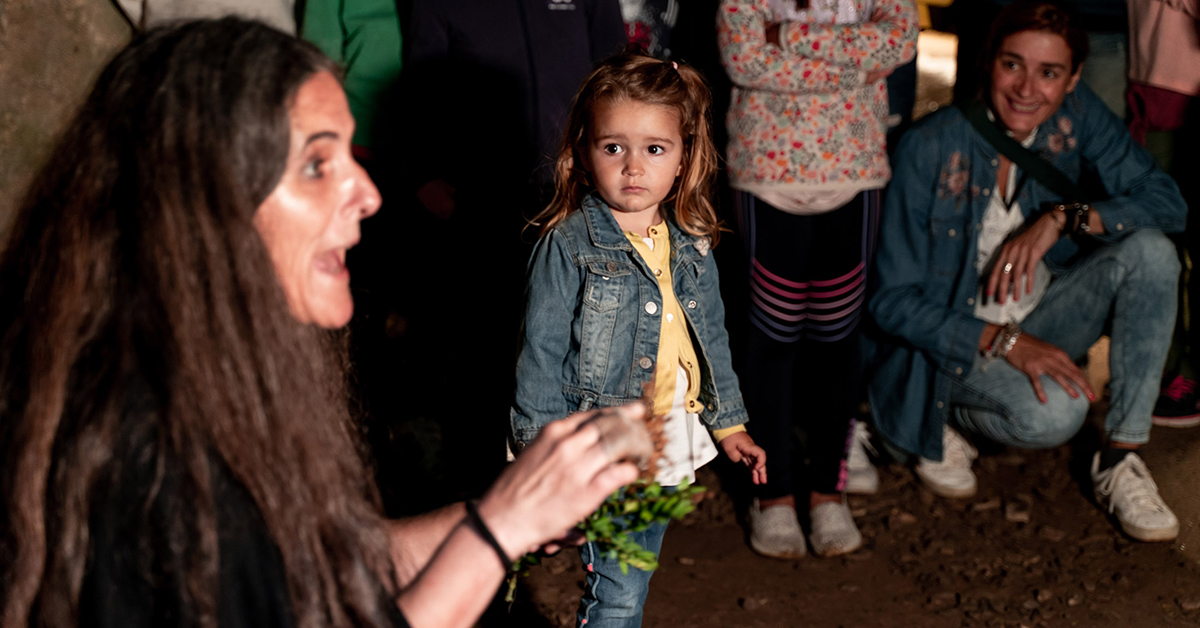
left=717, top=0, right=917, bottom=559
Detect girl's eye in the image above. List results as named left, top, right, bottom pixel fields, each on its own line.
left=648, top=145, right=665, bottom=156
left=302, top=158, right=325, bottom=179
left=603, top=144, right=623, bottom=155
left=1042, top=69, right=1058, bottom=79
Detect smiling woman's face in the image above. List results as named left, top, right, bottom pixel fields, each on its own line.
left=254, top=71, right=380, bottom=329
left=989, top=29, right=1081, bottom=141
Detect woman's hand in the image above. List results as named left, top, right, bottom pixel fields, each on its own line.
left=719, top=432, right=767, bottom=485
left=473, top=406, right=645, bottom=561
left=987, top=211, right=1064, bottom=304
left=1005, top=332, right=1095, bottom=404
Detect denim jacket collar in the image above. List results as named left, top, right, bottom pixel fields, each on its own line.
left=580, top=192, right=706, bottom=263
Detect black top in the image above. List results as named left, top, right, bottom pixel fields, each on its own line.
left=404, top=0, right=626, bottom=188
left=78, top=417, right=410, bottom=628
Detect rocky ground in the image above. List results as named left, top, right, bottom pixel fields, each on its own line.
left=500, top=420, right=1200, bottom=628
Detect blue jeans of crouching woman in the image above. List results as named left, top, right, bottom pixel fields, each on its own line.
left=949, top=231, right=1179, bottom=447
left=576, top=520, right=669, bottom=628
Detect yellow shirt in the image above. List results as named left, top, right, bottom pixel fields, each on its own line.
left=625, top=222, right=703, bottom=420
left=625, top=224, right=747, bottom=444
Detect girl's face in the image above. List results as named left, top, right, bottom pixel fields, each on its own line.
left=989, top=29, right=1080, bottom=141
left=255, top=71, right=381, bottom=329
left=584, top=98, right=684, bottom=229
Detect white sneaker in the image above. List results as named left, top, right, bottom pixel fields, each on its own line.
left=748, top=499, right=807, bottom=559
left=914, top=425, right=978, bottom=498
left=809, top=501, right=864, bottom=557
left=1091, top=452, right=1179, bottom=542
left=845, top=421, right=880, bottom=495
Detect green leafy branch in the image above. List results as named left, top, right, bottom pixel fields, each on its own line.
left=505, top=480, right=705, bottom=603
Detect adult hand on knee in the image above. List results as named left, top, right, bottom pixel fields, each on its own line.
left=476, top=406, right=645, bottom=560
left=1005, top=332, right=1095, bottom=404
left=987, top=212, right=1064, bottom=304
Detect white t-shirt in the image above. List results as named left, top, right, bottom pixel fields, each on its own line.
left=655, top=366, right=719, bottom=486
left=973, top=131, right=1050, bottom=324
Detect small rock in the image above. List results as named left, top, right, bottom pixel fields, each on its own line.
left=1067, top=595, right=1083, bottom=607
left=1022, top=554, right=1042, bottom=567
left=996, top=453, right=1026, bottom=466
left=676, top=556, right=695, bottom=566
left=972, top=497, right=1003, bottom=512
left=1083, top=581, right=1097, bottom=593
left=546, top=555, right=571, bottom=575
left=926, top=591, right=959, bottom=610
left=739, top=596, right=769, bottom=611
left=889, top=511, right=918, bottom=528
left=1178, top=598, right=1200, bottom=612
left=851, top=507, right=868, bottom=518
left=1038, top=526, right=1066, bottom=542
left=1021, top=598, right=1039, bottom=611
left=1005, top=494, right=1033, bottom=524
left=1036, top=589, right=1053, bottom=603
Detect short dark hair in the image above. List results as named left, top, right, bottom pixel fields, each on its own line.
left=978, top=1, right=1090, bottom=98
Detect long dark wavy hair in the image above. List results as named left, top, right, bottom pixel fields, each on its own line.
left=0, top=19, right=395, bottom=628
left=529, top=51, right=723, bottom=244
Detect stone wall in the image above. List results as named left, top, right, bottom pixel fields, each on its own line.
left=0, top=0, right=131, bottom=234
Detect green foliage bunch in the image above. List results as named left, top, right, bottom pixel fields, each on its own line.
left=505, top=480, right=705, bottom=602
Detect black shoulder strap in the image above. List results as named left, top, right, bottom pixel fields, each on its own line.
left=960, top=102, right=1084, bottom=201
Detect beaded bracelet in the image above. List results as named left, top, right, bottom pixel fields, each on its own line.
left=1053, top=202, right=1092, bottom=235
left=464, top=499, right=515, bottom=570
left=984, top=322, right=1022, bottom=360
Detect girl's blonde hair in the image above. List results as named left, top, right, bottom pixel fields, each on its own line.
left=530, top=51, right=722, bottom=244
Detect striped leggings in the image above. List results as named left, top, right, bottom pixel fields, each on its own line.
left=736, top=190, right=879, bottom=498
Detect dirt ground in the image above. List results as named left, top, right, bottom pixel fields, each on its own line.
left=501, top=421, right=1200, bottom=628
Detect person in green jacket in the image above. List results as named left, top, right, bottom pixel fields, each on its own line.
left=301, top=0, right=403, bottom=156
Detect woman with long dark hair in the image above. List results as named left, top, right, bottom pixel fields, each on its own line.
left=0, top=19, right=646, bottom=628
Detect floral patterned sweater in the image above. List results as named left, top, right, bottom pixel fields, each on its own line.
left=718, top=0, right=918, bottom=211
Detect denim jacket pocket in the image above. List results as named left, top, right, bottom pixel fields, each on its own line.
left=928, top=217, right=967, bottom=277
left=583, top=260, right=633, bottom=313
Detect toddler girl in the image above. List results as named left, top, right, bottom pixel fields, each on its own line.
left=511, top=52, right=766, bottom=628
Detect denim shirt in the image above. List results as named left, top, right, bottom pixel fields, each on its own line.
left=867, top=83, right=1186, bottom=460
left=510, top=193, right=749, bottom=448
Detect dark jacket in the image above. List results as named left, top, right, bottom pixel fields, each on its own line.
left=405, top=0, right=626, bottom=188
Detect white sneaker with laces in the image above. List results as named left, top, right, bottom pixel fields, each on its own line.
left=845, top=421, right=880, bottom=495
left=808, top=501, right=864, bottom=557
left=914, top=425, right=978, bottom=498
left=1091, top=452, right=1179, bottom=542
left=748, top=499, right=808, bottom=559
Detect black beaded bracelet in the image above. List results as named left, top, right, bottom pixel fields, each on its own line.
left=464, top=499, right=514, bottom=570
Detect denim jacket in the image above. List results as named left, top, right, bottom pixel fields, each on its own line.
left=510, top=193, right=749, bottom=448
left=867, top=83, right=1186, bottom=460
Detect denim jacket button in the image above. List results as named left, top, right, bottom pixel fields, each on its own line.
left=707, top=403, right=714, bottom=411
left=687, top=300, right=697, bottom=309
left=638, top=356, right=653, bottom=369
left=515, top=440, right=527, bottom=451
left=606, top=261, right=618, bottom=272
left=654, top=268, right=662, bottom=277
left=645, top=302, right=658, bottom=315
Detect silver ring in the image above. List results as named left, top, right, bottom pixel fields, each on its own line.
left=1002, top=262, right=1013, bottom=274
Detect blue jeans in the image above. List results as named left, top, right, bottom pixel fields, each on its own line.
left=576, top=521, right=668, bottom=628
left=950, top=231, right=1179, bottom=447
